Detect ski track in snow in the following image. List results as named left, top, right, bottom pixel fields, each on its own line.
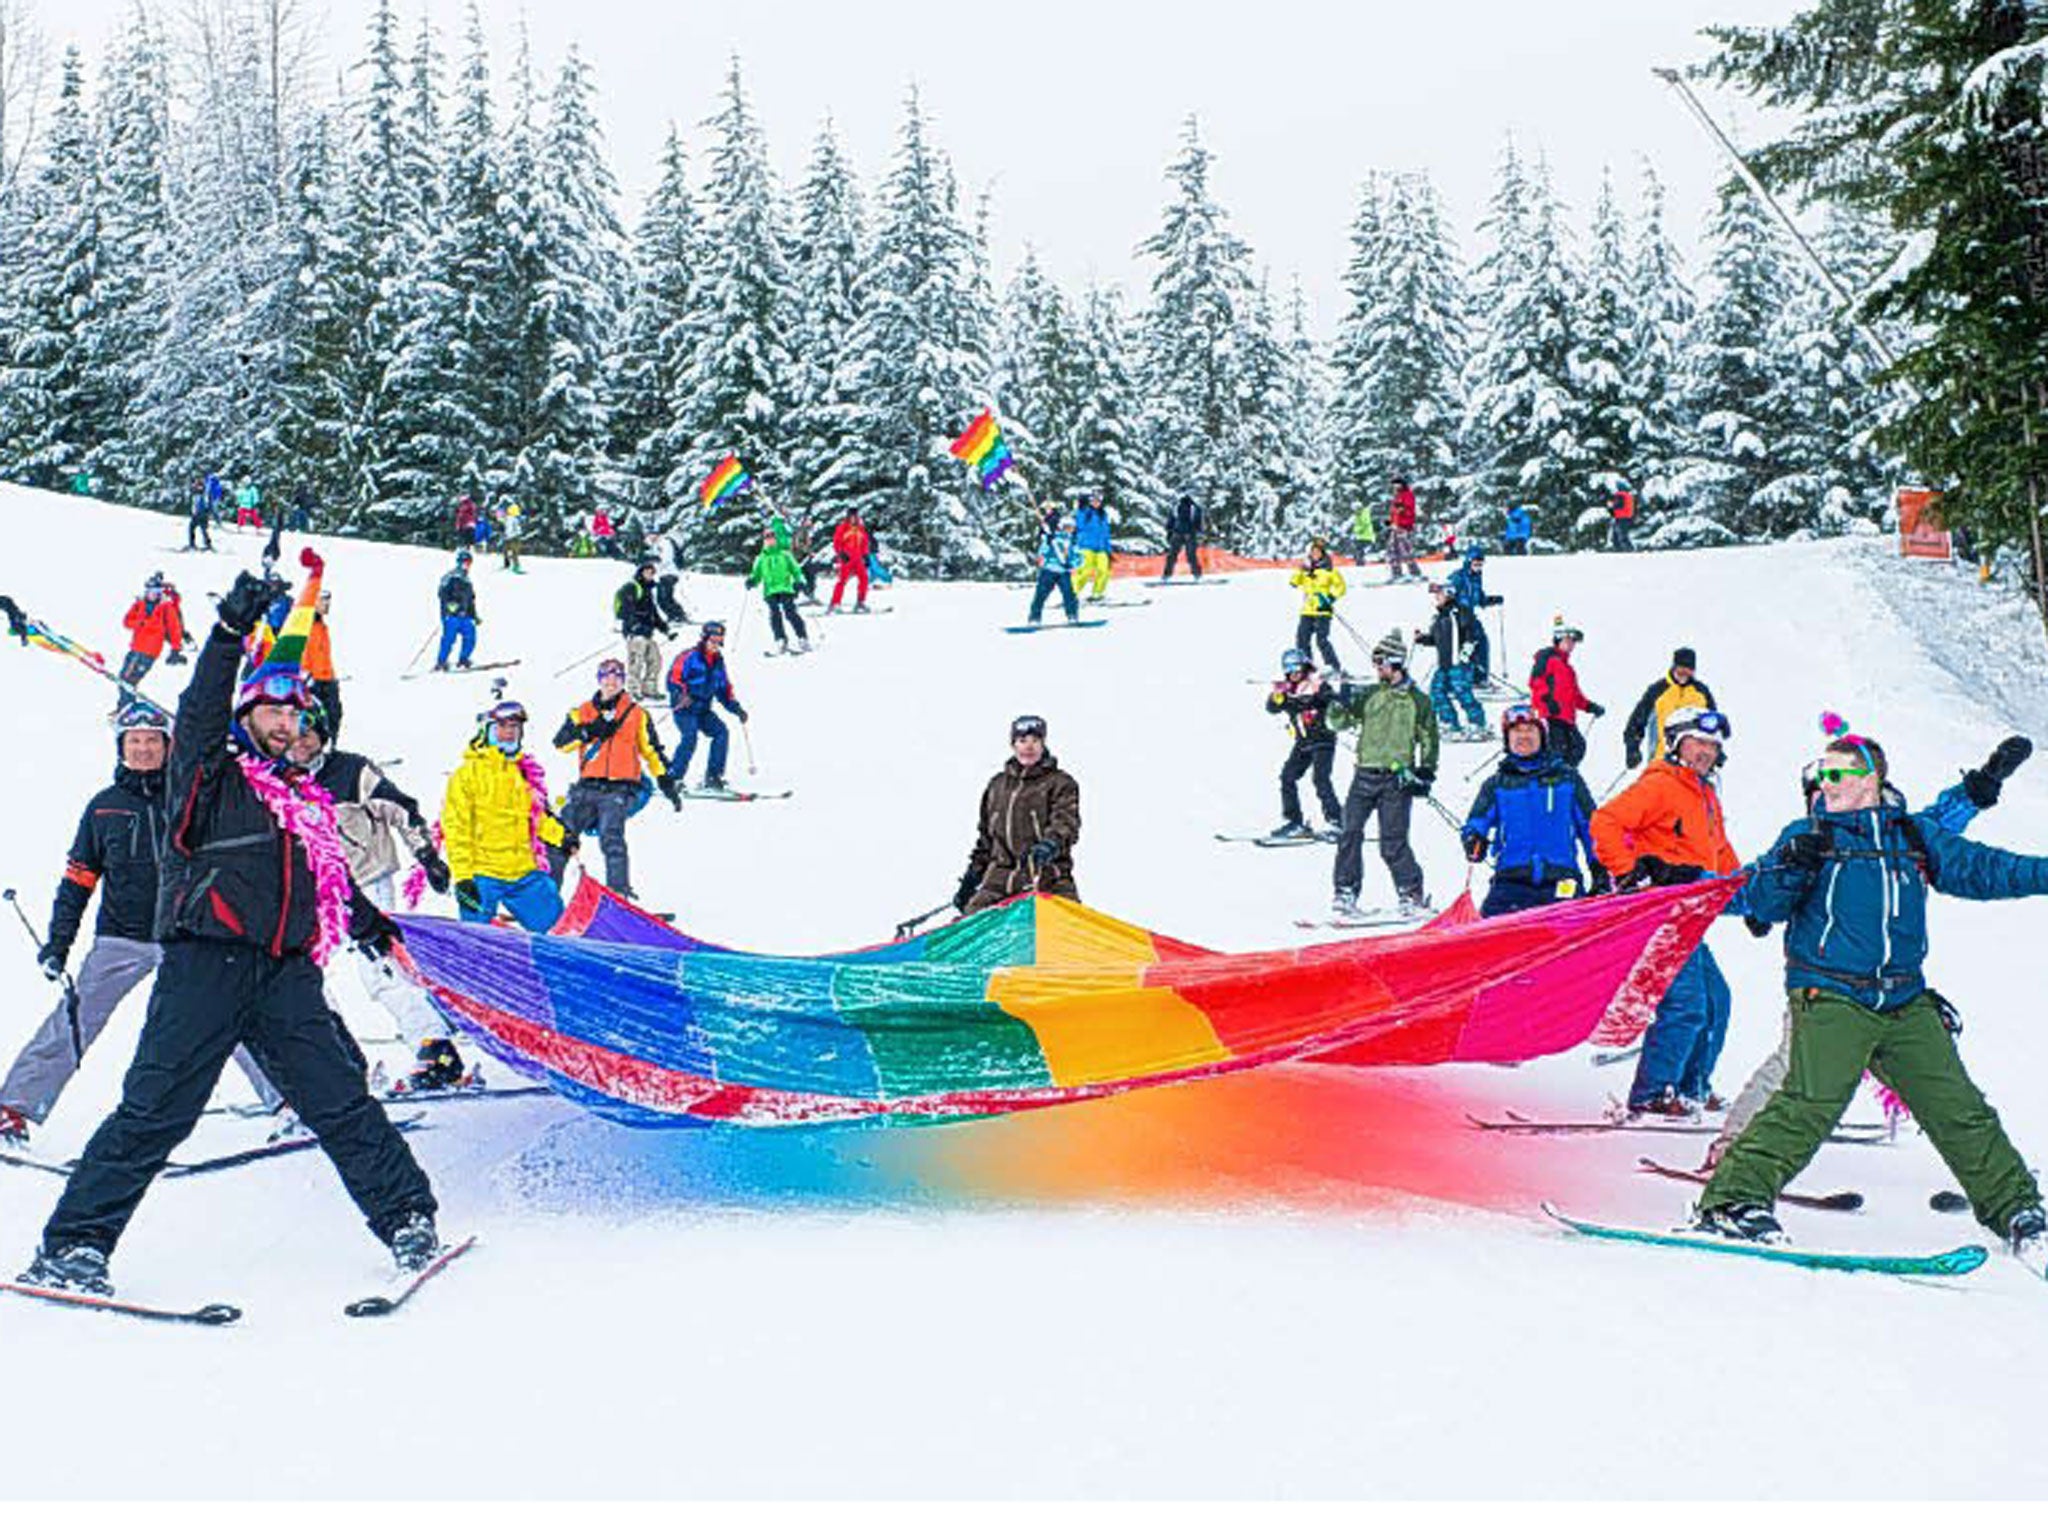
left=3, top=496, right=2047, bottom=1496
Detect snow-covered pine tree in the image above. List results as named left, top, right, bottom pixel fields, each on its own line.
left=1137, top=117, right=1257, bottom=544
left=267, top=111, right=359, bottom=521
left=1463, top=145, right=1589, bottom=546
left=1068, top=283, right=1166, bottom=549
left=1328, top=172, right=1389, bottom=532
left=834, top=85, right=1002, bottom=575
left=785, top=117, right=868, bottom=526
left=665, top=55, right=796, bottom=569
left=609, top=125, right=701, bottom=535
left=1275, top=276, right=1336, bottom=550
left=1233, top=272, right=1299, bottom=556
left=998, top=245, right=1082, bottom=498
left=1625, top=161, right=1697, bottom=534
left=0, top=46, right=100, bottom=490
left=1570, top=166, right=1640, bottom=540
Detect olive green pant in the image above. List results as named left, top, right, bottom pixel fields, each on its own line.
left=1702, top=988, right=2039, bottom=1233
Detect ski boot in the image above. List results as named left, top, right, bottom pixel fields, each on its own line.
left=0, top=1104, right=28, bottom=1147
left=1691, top=1202, right=1785, bottom=1245
left=2008, top=1207, right=2048, bottom=1280
left=1316, top=824, right=1342, bottom=843
left=1331, top=890, right=1363, bottom=921
left=388, top=1211, right=442, bottom=1275
left=18, top=1243, right=113, bottom=1296
left=402, top=1036, right=468, bottom=1094
left=1630, top=1088, right=1698, bottom=1121
left=1396, top=893, right=1435, bottom=921
left=701, top=775, right=728, bottom=794
left=854, top=602, right=869, bottom=614
left=1267, top=819, right=1311, bottom=841
left=797, top=637, right=812, bottom=653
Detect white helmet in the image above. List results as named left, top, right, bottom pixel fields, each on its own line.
left=1663, top=706, right=1731, bottom=758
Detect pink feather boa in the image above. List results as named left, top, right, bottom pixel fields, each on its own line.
left=234, top=755, right=354, bottom=966
left=516, top=752, right=554, bottom=869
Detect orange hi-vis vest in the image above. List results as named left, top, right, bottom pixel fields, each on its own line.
left=565, top=698, right=659, bottom=783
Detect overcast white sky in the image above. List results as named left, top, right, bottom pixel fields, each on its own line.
left=42, top=0, right=1805, bottom=331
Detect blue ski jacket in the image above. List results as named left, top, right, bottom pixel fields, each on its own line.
left=1462, top=751, right=1597, bottom=887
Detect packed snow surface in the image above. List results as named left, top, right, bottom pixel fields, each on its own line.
left=4, top=487, right=2048, bottom=1497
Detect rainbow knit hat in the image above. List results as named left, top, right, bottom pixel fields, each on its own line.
left=237, top=548, right=324, bottom=714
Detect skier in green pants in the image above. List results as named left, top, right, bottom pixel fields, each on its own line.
left=1696, top=726, right=2048, bottom=1277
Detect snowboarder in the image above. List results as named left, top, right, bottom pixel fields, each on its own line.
left=1528, top=617, right=1603, bottom=767
left=1027, top=514, right=1084, bottom=626
left=1461, top=702, right=1604, bottom=917
left=1693, top=727, right=2048, bottom=1275
left=1326, top=631, right=1438, bottom=921
left=0, top=703, right=285, bottom=1148
left=747, top=531, right=810, bottom=653
left=1349, top=503, right=1378, bottom=567
left=1266, top=650, right=1344, bottom=841
left=829, top=510, right=874, bottom=612
left=1621, top=647, right=1716, bottom=772
left=553, top=658, right=682, bottom=899
left=442, top=698, right=575, bottom=932
left=500, top=503, right=526, bottom=573
left=1704, top=734, right=2034, bottom=1171
left=1501, top=504, right=1533, bottom=556
left=1417, top=582, right=1487, bottom=739
left=1161, top=494, right=1204, bottom=581
left=1591, top=706, right=1739, bottom=1116
left=1074, top=493, right=1114, bottom=601
left=1445, top=546, right=1503, bottom=685
left=952, top=715, right=1082, bottom=913
left=434, top=550, right=478, bottom=671
left=1386, top=478, right=1422, bottom=581
left=15, top=571, right=438, bottom=1298
left=1607, top=480, right=1636, bottom=552
left=184, top=480, right=214, bottom=552
left=666, top=621, right=749, bottom=791
left=614, top=557, right=674, bottom=701
left=118, top=573, right=186, bottom=706
left=1290, top=539, right=1346, bottom=671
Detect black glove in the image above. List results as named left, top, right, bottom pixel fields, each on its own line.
left=659, top=773, right=683, bottom=811
left=418, top=845, right=451, bottom=895
left=0, top=594, right=27, bottom=641
left=1962, top=735, right=2032, bottom=809
left=36, top=942, right=65, bottom=981
left=953, top=866, right=981, bottom=913
left=216, top=571, right=278, bottom=635
left=1627, top=856, right=1704, bottom=889
left=1584, top=702, right=1606, bottom=720
left=357, top=907, right=402, bottom=958
left=164, top=649, right=188, bottom=667
left=735, top=705, right=750, bottom=724
left=580, top=714, right=621, bottom=744
left=1400, top=768, right=1435, bottom=796
left=1778, top=829, right=1833, bottom=873
left=1624, top=743, right=1642, bottom=770
left=559, top=829, right=581, bottom=859
left=1463, top=833, right=1488, bottom=863
left=454, top=877, right=483, bottom=914
left=1586, top=865, right=1615, bottom=897
left=1743, top=914, right=1773, bottom=939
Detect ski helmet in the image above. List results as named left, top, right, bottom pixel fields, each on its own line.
left=1552, top=615, right=1584, bottom=643
left=1010, top=713, right=1048, bottom=741
left=701, top=620, right=727, bottom=642
left=456, top=549, right=473, bottom=566
left=1371, top=630, right=1409, bottom=669
left=1663, top=706, right=1731, bottom=760
left=298, top=697, right=333, bottom=742
left=1500, top=700, right=1543, bottom=751
left=1281, top=648, right=1311, bottom=674
left=480, top=699, right=528, bottom=755
left=114, top=699, right=172, bottom=744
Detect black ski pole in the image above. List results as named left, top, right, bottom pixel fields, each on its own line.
left=4, top=886, right=82, bottom=1063
left=894, top=901, right=955, bottom=941
left=1421, top=793, right=1466, bottom=835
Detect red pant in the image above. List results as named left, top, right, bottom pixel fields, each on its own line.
left=831, top=559, right=869, bottom=608
left=236, top=506, right=262, bottom=528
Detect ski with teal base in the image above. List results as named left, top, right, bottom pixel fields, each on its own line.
left=0, top=1279, right=242, bottom=1326
left=1540, top=1203, right=1986, bottom=1277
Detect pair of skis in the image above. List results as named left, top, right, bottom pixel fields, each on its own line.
left=399, top=658, right=521, bottom=681
left=1, top=1112, right=430, bottom=1180
left=1214, top=830, right=1336, bottom=850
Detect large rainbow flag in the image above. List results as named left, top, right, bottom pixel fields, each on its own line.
left=699, top=454, right=751, bottom=511
left=391, top=880, right=1733, bottom=1129
left=948, top=410, right=1015, bottom=490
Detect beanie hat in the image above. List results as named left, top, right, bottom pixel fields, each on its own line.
left=236, top=548, right=322, bottom=716
left=1673, top=646, right=1697, bottom=670
left=1372, top=629, right=1409, bottom=668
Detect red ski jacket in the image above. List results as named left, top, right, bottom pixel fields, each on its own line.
left=1389, top=486, right=1418, bottom=530
left=1529, top=645, right=1594, bottom=726
left=123, top=596, right=186, bottom=658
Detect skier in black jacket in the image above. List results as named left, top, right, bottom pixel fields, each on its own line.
left=0, top=704, right=281, bottom=1145
left=614, top=559, right=673, bottom=701
left=1162, top=494, right=1204, bottom=580
left=18, top=572, right=441, bottom=1298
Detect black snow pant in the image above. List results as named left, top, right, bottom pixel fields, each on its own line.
left=561, top=778, right=642, bottom=898
left=766, top=593, right=808, bottom=646
left=43, top=941, right=435, bottom=1256
left=1333, top=768, right=1424, bottom=904
left=185, top=510, right=214, bottom=550
left=1546, top=719, right=1587, bottom=767
left=1162, top=532, right=1202, bottom=580
left=1281, top=738, right=1342, bottom=827
left=1294, top=613, right=1340, bottom=672
left=1609, top=518, right=1633, bottom=552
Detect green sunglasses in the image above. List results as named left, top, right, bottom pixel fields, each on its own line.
left=1815, top=763, right=1875, bottom=784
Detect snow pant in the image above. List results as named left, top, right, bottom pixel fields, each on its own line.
left=287, top=508, right=311, bottom=533
left=1501, top=538, right=1528, bottom=557
left=1280, top=738, right=1343, bottom=827
left=1707, top=1008, right=1795, bottom=1167
left=1481, top=873, right=1565, bottom=918
left=1546, top=719, right=1587, bottom=767
left=1627, top=943, right=1731, bottom=1110
left=236, top=506, right=261, bottom=528
left=626, top=635, right=664, bottom=699
left=353, top=875, right=443, bottom=1047
left=0, top=937, right=281, bottom=1122
left=116, top=650, right=157, bottom=708
left=1351, top=538, right=1375, bottom=567
left=1467, top=621, right=1492, bottom=685
left=461, top=871, right=563, bottom=933
left=1076, top=551, right=1112, bottom=600
left=830, top=559, right=870, bottom=609
left=436, top=615, right=476, bottom=668
left=672, top=706, right=730, bottom=782
left=766, top=593, right=808, bottom=646
left=1028, top=570, right=1080, bottom=624
left=1702, top=988, right=2041, bottom=1233
left=561, top=778, right=640, bottom=897
left=1609, top=518, right=1633, bottom=552
left=1334, top=768, right=1424, bottom=903
left=1386, top=528, right=1420, bottom=579
left=1162, top=533, right=1202, bottom=580
left=1294, top=613, right=1340, bottom=671
left=1429, top=662, right=1486, bottom=731
left=310, top=678, right=343, bottom=743
left=41, top=941, right=435, bottom=1256
left=185, top=510, right=213, bottom=550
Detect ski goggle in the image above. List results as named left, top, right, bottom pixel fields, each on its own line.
left=1011, top=715, right=1047, bottom=740
left=247, top=672, right=312, bottom=708
left=1501, top=704, right=1543, bottom=729
left=1671, top=710, right=1732, bottom=743
left=597, top=660, right=626, bottom=680
left=485, top=703, right=527, bottom=727
left=1815, top=763, right=1875, bottom=784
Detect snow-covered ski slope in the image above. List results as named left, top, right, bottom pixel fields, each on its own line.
left=4, top=485, right=2048, bottom=1497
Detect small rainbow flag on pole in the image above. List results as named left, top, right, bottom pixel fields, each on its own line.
left=949, top=410, right=1015, bottom=490
left=699, top=454, right=752, bottom=511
